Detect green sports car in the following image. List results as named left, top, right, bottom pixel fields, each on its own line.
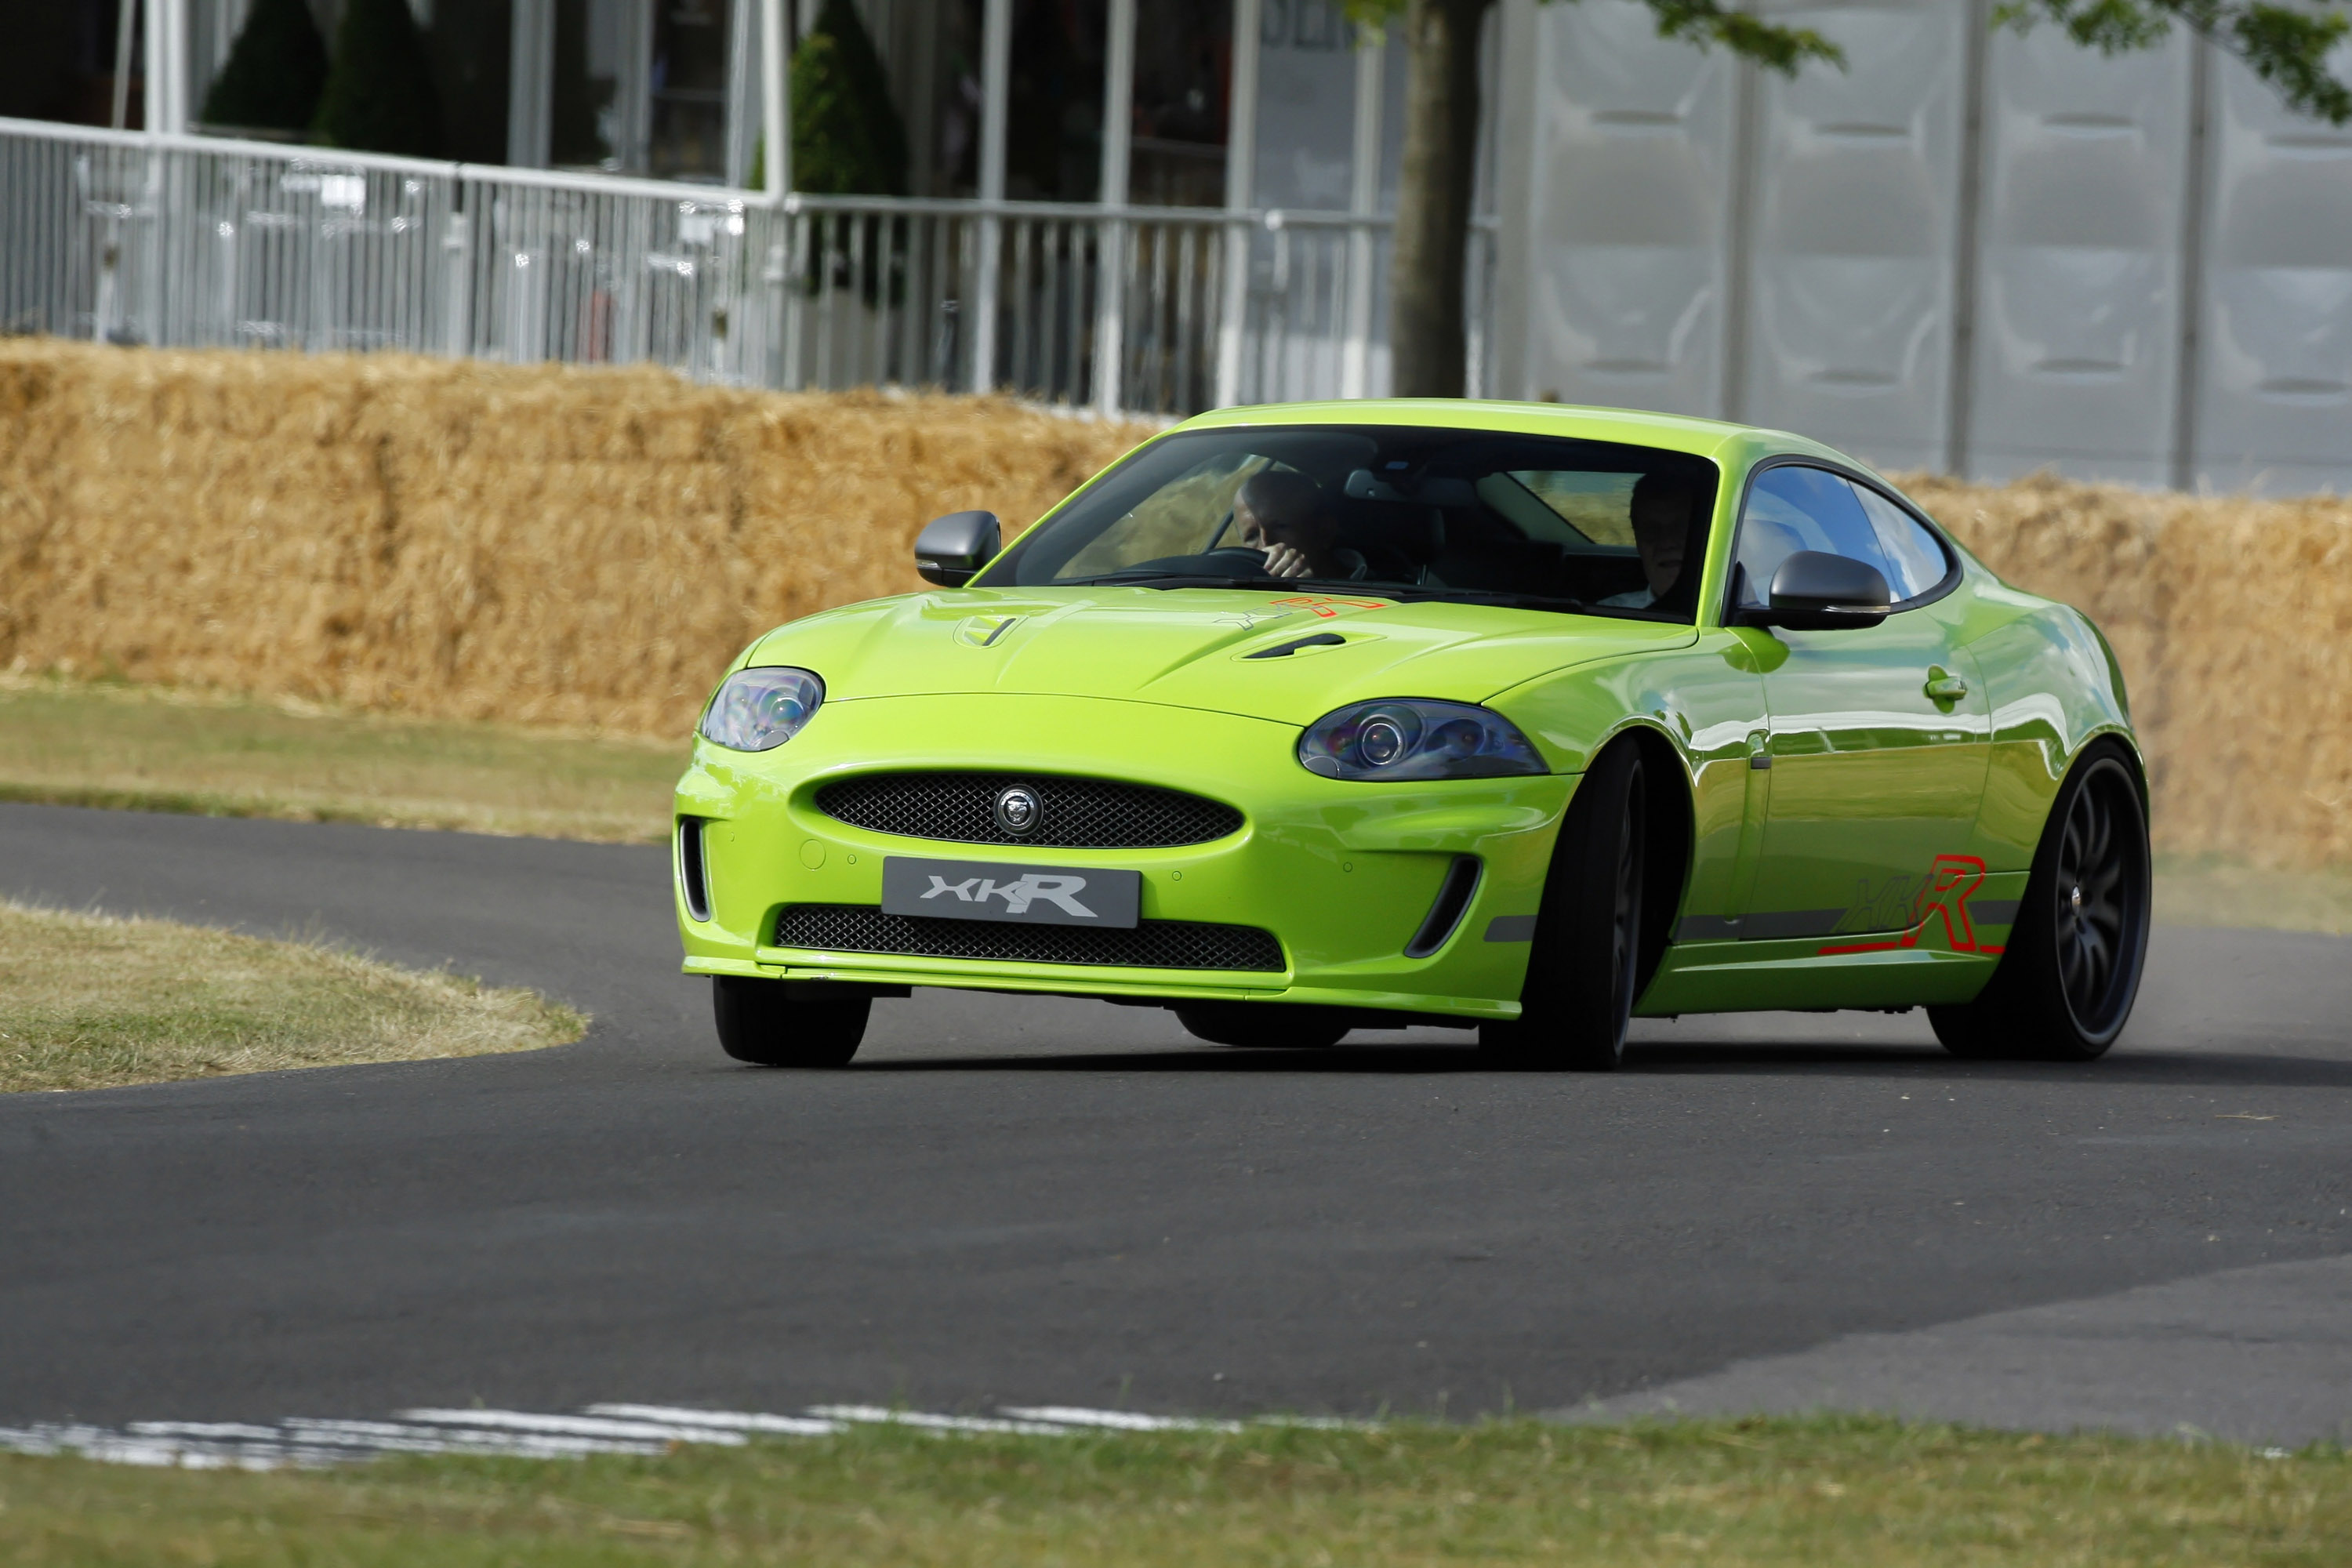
left=675, top=400, right=2151, bottom=1070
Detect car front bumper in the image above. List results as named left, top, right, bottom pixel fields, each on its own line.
left=674, top=693, right=1572, bottom=1021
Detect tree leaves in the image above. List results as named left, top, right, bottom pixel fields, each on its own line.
left=1348, top=0, right=2348, bottom=118
left=1998, top=0, right=2352, bottom=124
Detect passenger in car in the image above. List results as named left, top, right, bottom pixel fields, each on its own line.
left=1597, top=474, right=1701, bottom=612
left=1235, top=469, right=1368, bottom=582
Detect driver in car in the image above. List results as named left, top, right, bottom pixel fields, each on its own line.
left=1234, top=469, right=1368, bottom=582
left=1598, top=474, right=1697, bottom=610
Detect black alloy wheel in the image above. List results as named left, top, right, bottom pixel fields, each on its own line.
left=2054, top=764, right=2134, bottom=1024
left=1930, top=744, right=2150, bottom=1062
left=1482, top=742, right=1647, bottom=1071
left=713, top=975, right=870, bottom=1067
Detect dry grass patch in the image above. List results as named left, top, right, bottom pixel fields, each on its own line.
left=0, top=673, right=681, bottom=842
left=0, top=901, right=586, bottom=1094
left=2154, top=855, right=2352, bottom=937
left=1, top=1417, right=2345, bottom=1566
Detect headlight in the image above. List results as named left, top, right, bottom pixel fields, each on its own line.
left=698, top=666, right=824, bottom=752
left=1298, top=699, right=1547, bottom=781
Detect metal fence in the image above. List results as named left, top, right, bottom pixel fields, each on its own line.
left=0, top=116, right=1494, bottom=416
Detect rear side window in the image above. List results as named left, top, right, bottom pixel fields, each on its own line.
left=1853, top=484, right=1952, bottom=601
left=1732, top=465, right=1900, bottom=609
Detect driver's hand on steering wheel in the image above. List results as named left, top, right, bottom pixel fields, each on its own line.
left=1258, top=542, right=1315, bottom=579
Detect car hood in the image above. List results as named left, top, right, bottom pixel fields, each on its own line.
left=744, top=586, right=1694, bottom=727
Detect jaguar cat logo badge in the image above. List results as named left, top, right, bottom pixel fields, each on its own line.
left=956, top=615, right=1021, bottom=648
left=993, top=783, right=1043, bottom=837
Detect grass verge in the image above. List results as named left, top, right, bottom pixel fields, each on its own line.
left=0, top=674, right=683, bottom=843
left=0, top=901, right=586, bottom=1093
left=2153, top=855, right=2352, bottom=937
left=2, top=1417, right=2344, bottom=1565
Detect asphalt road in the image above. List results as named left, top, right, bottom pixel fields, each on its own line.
left=3, top=802, right=2348, bottom=1443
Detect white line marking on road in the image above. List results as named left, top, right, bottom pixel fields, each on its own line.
left=808, top=1404, right=1077, bottom=1436
left=585, top=1403, right=844, bottom=1436
left=1000, top=1406, right=1245, bottom=1432
left=0, top=1400, right=1374, bottom=1469
left=278, top=1418, right=665, bottom=1457
left=395, top=1409, right=748, bottom=1445
left=125, top=1421, right=284, bottom=1440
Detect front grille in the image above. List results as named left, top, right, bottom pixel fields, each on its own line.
left=773, top=905, right=1285, bottom=971
left=814, top=771, right=1243, bottom=849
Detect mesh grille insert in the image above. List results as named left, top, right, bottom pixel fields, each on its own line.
left=814, top=771, right=1243, bottom=850
left=773, top=905, right=1285, bottom=971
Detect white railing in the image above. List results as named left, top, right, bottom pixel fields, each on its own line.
left=0, top=116, right=1493, bottom=416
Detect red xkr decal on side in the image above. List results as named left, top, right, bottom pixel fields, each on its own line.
left=1817, top=854, right=2005, bottom=957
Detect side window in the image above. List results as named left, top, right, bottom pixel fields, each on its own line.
left=1733, top=465, right=1899, bottom=608
left=1853, top=485, right=1952, bottom=601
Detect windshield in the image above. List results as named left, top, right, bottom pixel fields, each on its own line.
left=980, top=426, right=1721, bottom=621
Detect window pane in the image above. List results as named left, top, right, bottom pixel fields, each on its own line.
left=1734, top=466, right=1896, bottom=607
left=991, top=425, right=1719, bottom=623
left=1058, top=452, right=1265, bottom=577
left=1131, top=0, right=1232, bottom=207
left=1854, top=485, right=1951, bottom=601
left=1496, top=471, right=1638, bottom=546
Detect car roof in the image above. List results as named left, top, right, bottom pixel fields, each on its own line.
left=1172, top=398, right=1856, bottom=472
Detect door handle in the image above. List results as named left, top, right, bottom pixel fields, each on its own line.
left=1924, top=669, right=1969, bottom=702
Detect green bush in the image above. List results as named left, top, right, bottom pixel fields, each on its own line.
left=198, top=0, right=329, bottom=135
left=314, top=0, right=444, bottom=158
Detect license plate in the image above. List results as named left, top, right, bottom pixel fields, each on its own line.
left=880, top=856, right=1142, bottom=929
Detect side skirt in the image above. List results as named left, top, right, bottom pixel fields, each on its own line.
left=1636, top=940, right=2004, bottom=1017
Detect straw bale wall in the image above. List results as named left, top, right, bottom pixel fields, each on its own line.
left=0, top=339, right=1149, bottom=737
left=0, top=340, right=2344, bottom=866
left=1906, top=472, right=2352, bottom=869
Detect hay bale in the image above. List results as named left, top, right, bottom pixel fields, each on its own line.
left=1904, top=471, right=2352, bottom=869
left=2, top=339, right=2345, bottom=868
left=0, top=341, right=1149, bottom=735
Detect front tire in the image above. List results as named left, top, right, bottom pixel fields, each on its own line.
left=1481, top=742, right=1647, bottom=1071
left=1929, top=743, right=2150, bottom=1062
left=1175, top=1002, right=1350, bottom=1049
left=713, top=976, right=869, bottom=1067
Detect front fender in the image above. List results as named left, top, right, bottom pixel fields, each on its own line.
left=1489, top=631, right=1770, bottom=929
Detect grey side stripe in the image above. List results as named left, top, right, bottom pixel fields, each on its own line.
left=1675, top=909, right=1849, bottom=942
left=1483, top=915, right=1539, bottom=942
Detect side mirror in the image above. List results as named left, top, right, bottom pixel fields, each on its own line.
left=1751, top=550, right=1891, bottom=631
left=914, top=510, right=1001, bottom=587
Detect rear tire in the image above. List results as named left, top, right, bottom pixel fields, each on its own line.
left=713, top=976, right=869, bottom=1067
left=1480, top=742, right=1647, bottom=1071
left=1929, top=743, right=2149, bottom=1062
left=1175, top=1002, right=1350, bottom=1049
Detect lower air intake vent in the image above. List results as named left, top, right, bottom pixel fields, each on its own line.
left=773, top=905, right=1284, bottom=971
left=814, top=771, right=1243, bottom=849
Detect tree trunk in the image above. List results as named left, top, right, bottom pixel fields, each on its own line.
left=1388, top=0, right=1494, bottom=398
